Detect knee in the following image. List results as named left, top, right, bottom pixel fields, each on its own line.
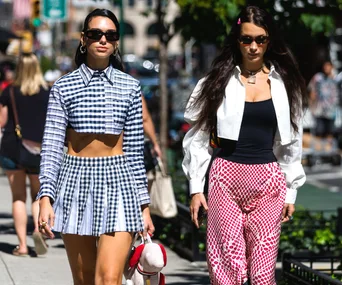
left=96, top=272, right=122, bottom=285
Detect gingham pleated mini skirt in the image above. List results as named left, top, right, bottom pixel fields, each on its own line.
left=52, top=154, right=144, bottom=236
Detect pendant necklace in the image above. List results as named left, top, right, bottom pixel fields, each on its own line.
left=243, top=64, right=264, bottom=84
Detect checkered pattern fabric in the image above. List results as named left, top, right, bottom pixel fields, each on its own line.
left=53, top=154, right=143, bottom=236
left=38, top=64, right=149, bottom=206
left=206, top=158, right=286, bottom=285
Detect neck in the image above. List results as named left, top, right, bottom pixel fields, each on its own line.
left=241, top=61, right=264, bottom=73
left=86, top=57, right=110, bottom=70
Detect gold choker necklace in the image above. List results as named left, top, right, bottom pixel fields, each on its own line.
left=243, top=65, right=264, bottom=84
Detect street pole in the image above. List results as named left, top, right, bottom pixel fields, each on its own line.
left=119, top=0, right=125, bottom=55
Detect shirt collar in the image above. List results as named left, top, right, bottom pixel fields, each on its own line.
left=79, top=63, right=115, bottom=86
left=234, top=62, right=280, bottom=77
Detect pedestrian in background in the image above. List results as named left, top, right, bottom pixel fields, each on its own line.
left=182, top=6, right=307, bottom=285
left=0, top=64, right=15, bottom=144
left=0, top=65, right=15, bottom=93
left=37, top=8, right=154, bottom=285
left=142, top=95, right=162, bottom=192
left=308, top=60, right=339, bottom=151
left=0, top=53, right=49, bottom=256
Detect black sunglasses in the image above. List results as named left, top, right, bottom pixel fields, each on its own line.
left=239, top=35, right=269, bottom=46
left=85, top=29, right=120, bottom=41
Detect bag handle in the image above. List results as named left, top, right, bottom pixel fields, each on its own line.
left=9, top=87, right=22, bottom=139
left=156, top=157, right=168, bottom=176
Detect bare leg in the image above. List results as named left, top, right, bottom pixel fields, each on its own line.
left=95, top=232, right=133, bottom=285
left=6, top=170, right=28, bottom=254
left=62, top=234, right=97, bottom=285
left=28, top=174, right=40, bottom=232
left=28, top=174, right=48, bottom=255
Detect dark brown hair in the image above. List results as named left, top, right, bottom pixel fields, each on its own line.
left=189, top=6, right=307, bottom=133
left=75, top=8, right=124, bottom=71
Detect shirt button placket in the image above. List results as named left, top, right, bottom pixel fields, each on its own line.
left=103, top=80, right=110, bottom=134
left=100, top=75, right=106, bottom=133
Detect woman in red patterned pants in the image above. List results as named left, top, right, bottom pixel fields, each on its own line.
left=182, top=6, right=307, bottom=285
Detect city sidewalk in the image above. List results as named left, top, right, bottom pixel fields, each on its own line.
left=0, top=176, right=210, bottom=285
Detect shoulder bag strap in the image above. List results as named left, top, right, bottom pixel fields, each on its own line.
left=9, top=87, right=22, bottom=139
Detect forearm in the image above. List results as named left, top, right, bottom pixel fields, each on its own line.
left=144, top=116, right=159, bottom=146
left=124, top=86, right=150, bottom=205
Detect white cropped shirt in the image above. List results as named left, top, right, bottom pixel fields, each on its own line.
left=182, top=65, right=306, bottom=204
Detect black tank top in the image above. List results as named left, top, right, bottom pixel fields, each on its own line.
left=217, top=98, right=277, bottom=164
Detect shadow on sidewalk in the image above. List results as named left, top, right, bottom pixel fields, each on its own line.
left=0, top=242, right=16, bottom=255
left=0, top=212, right=15, bottom=234
left=0, top=223, right=16, bottom=235
left=0, top=242, right=49, bottom=257
left=0, top=213, right=12, bottom=219
left=165, top=273, right=210, bottom=284
left=165, top=268, right=282, bottom=284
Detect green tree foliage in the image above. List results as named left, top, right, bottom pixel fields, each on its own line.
left=175, top=0, right=342, bottom=46
left=175, top=0, right=342, bottom=81
left=174, top=0, right=243, bottom=44
left=301, top=14, right=335, bottom=35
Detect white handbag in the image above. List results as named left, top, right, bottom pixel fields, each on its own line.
left=149, top=158, right=178, bottom=218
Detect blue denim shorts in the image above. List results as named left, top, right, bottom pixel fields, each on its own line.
left=0, top=156, right=40, bottom=174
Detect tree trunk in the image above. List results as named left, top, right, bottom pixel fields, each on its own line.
left=159, top=40, right=168, bottom=172
left=156, top=0, right=169, bottom=172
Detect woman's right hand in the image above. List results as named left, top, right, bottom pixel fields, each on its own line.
left=38, top=197, right=55, bottom=239
left=190, top=193, right=208, bottom=228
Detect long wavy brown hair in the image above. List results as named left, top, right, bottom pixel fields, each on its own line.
left=189, top=6, right=307, bottom=134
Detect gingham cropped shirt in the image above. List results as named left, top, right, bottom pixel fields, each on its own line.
left=38, top=64, right=149, bottom=205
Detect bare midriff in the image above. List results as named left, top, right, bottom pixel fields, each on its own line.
left=66, top=128, right=124, bottom=157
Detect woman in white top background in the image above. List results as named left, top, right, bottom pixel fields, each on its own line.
left=182, top=6, right=307, bottom=285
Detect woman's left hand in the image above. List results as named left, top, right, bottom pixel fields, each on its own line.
left=282, top=203, right=295, bottom=223
left=141, top=205, right=155, bottom=237
left=152, top=143, right=162, bottom=158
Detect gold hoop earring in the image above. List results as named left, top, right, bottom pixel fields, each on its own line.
left=80, top=45, right=86, bottom=54
left=113, top=48, right=118, bottom=57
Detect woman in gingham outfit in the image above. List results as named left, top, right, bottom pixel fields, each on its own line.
left=182, top=6, right=307, bottom=285
left=37, top=9, right=154, bottom=285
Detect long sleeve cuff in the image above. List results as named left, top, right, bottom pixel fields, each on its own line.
left=36, top=184, right=56, bottom=202
left=189, top=177, right=205, bottom=195
left=285, top=188, right=297, bottom=204
left=139, top=188, right=150, bottom=206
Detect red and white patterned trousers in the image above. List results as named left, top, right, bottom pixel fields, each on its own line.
left=206, top=158, right=286, bottom=285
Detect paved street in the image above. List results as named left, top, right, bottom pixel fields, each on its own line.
left=0, top=175, right=210, bottom=285
left=298, top=164, right=342, bottom=211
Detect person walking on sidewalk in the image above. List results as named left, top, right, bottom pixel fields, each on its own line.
left=182, top=6, right=307, bottom=285
left=308, top=60, right=339, bottom=151
left=0, top=53, right=49, bottom=256
left=37, top=8, right=154, bottom=285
